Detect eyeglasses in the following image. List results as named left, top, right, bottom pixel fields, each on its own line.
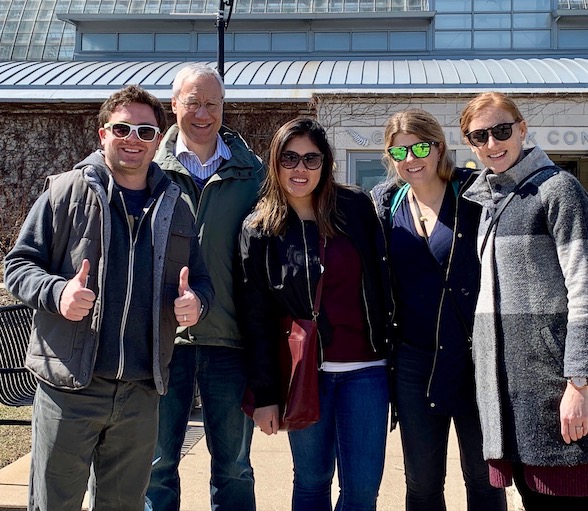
left=280, top=151, right=324, bottom=170
left=177, top=97, right=222, bottom=113
left=465, top=122, right=517, bottom=147
left=104, top=122, right=161, bottom=142
left=387, top=141, right=439, bottom=162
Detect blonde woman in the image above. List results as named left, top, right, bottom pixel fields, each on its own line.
left=372, top=108, right=506, bottom=511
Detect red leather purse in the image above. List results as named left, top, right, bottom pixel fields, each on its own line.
left=242, top=237, right=325, bottom=431
left=275, top=314, right=320, bottom=430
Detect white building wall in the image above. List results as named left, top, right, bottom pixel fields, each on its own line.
left=317, top=94, right=588, bottom=188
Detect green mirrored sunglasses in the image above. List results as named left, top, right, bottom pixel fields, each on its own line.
left=387, top=141, right=439, bottom=162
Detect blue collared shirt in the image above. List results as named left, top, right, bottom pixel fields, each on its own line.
left=175, top=133, right=232, bottom=185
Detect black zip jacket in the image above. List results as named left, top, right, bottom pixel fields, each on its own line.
left=238, top=186, right=394, bottom=408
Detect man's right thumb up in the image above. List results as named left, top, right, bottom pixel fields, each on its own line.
left=75, top=259, right=91, bottom=288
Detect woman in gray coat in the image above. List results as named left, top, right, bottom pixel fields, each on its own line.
left=461, top=91, right=588, bottom=510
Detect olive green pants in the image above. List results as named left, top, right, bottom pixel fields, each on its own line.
left=29, top=377, right=159, bottom=511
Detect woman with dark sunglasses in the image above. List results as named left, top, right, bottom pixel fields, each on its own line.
left=238, top=117, right=394, bottom=510
left=371, top=108, right=506, bottom=511
left=461, top=92, right=588, bottom=510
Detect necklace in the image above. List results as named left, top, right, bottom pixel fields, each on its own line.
left=410, top=184, right=446, bottom=237
left=413, top=199, right=428, bottom=223
left=411, top=188, right=444, bottom=220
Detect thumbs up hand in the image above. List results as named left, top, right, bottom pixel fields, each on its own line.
left=174, top=266, right=203, bottom=327
left=59, top=259, right=96, bottom=321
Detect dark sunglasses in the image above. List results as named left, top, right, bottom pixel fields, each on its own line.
left=280, top=151, right=324, bottom=170
left=387, top=141, right=439, bottom=162
left=104, top=122, right=161, bottom=142
left=465, top=122, right=517, bottom=147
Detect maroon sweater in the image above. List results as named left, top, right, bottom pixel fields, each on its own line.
left=489, top=460, right=588, bottom=496
left=321, top=235, right=380, bottom=363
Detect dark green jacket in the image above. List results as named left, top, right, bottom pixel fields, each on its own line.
left=155, top=124, right=265, bottom=348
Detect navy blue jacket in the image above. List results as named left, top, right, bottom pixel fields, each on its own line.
left=372, top=168, right=481, bottom=415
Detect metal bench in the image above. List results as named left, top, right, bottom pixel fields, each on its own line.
left=0, top=303, right=36, bottom=426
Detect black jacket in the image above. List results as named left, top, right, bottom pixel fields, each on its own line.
left=238, top=186, right=394, bottom=407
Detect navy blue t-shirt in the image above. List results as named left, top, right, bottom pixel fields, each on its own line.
left=389, top=185, right=456, bottom=351
left=120, top=186, right=150, bottom=236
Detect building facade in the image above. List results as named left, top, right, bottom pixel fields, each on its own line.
left=0, top=0, right=587, bottom=191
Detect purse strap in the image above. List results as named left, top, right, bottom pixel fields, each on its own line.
left=479, top=165, right=556, bottom=257
left=311, top=236, right=327, bottom=320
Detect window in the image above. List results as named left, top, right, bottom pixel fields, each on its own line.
left=348, top=152, right=387, bottom=191
left=156, top=33, right=190, bottom=51
left=119, top=33, right=153, bottom=51
left=473, top=0, right=510, bottom=11
left=197, top=33, right=217, bottom=51
left=434, top=0, right=553, bottom=52
left=435, top=14, right=471, bottom=29
left=513, top=13, right=550, bottom=29
left=435, top=31, right=470, bottom=49
left=389, top=31, right=427, bottom=50
left=272, top=33, right=308, bottom=51
left=315, top=32, right=351, bottom=51
left=513, top=30, right=550, bottom=48
left=352, top=32, right=387, bottom=51
left=234, top=33, right=270, bottom=51
left=473, top=14, right=511, bottom=30
left=559, top=29, right=588, bottom=48
left=474, top=31, right=510, bottom=48
left=81, top=33, right=117, bottom=51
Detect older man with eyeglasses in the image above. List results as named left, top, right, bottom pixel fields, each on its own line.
left=147, top=63, right=265, bottom=511
left=3, top=84, right=214, bottom=511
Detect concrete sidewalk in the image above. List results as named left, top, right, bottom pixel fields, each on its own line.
left=0, top=412, right=522, bottom=510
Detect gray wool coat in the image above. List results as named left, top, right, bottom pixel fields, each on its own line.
left=463, top=146, right=588, bottom=467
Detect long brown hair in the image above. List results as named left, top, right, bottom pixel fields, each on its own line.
left=382, top=108, right=454, bottom=185
left=248, top=117, right=339, bottom=237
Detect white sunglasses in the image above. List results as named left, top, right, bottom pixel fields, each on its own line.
left=104, top=122, right=161, bottom=142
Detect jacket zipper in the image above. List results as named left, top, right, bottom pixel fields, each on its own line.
left=360, top=274, right=377, bottom=352
left=301, top=221, right=324, bottom=366
left=115, top=193, right=148, bottom=380
left=374, top=210, right=396, bottom=345
left=426, top=182, right=461, bottom=399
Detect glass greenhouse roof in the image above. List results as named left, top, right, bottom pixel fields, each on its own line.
left=0, top=0, right=429, bottom=61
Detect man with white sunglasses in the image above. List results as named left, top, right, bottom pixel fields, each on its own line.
left=4, top=84, right=214, bottom=511
left=147, top=63, right=265, bottom=511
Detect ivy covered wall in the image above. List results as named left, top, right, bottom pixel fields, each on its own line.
left=0, top=101, right=312, bottom=258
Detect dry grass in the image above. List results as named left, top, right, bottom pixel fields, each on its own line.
left=1, top=269, right=31, bottom=470
left=0, top=405, right=32, bottom=469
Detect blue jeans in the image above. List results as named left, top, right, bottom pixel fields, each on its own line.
left=288, top=365, right=389, bottom=511
left=395, top=343, right=507, bottom=511
left=32, top=377, right=159, bottom=511
left=147, top=344, right=198, bottom=511
left=148, top=344, right=255, bottom=511
left=197, top=345, right=255, bottom=511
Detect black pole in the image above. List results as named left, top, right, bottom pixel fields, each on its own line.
left=216, top=0, right=225, bottom=81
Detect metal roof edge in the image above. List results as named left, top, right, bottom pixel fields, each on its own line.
left=1, top=58, right=587, bottom=103
left=2, top=87, right=588, bottom=104
left=57, top=11, right=434, bottom=23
